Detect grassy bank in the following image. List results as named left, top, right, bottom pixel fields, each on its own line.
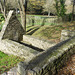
left=0, top=51, right=24, bottom=74
left=26, top=21, right=75, bottom=43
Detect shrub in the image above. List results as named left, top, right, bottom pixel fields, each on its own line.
left=65, top=13, right=72, bottom=21
left=0, top=14, right=5, bottom=22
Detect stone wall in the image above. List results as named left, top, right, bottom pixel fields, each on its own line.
left=0, top=10, right=41, bottom=64
left=23, top=35, right=56, bottom=50
left=26, top=16, right=58, bottom=26
left=0, top=39, right=39, bottom=61
left=17, top=36, right=75, bottom=75
left=61, top=30, right=75, bottom=41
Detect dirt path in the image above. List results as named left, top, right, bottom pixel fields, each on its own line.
left=57, top=54, right=75, bottom=75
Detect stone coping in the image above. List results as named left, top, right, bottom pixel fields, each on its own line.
left=23, top=35, right=56, bottom=50
left=0, top=39, right=39, bottom=61
left=26, top=36, right=75, bottom=69
left=17, top=36, right=75, bottom=75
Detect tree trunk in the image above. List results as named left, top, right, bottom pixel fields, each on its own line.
left=17, top=0, right=27, bottom=34
left=3, top=7, right=7, bottom=20
left=20, top=11, right=26, bottom=34
left=0, top=2, right=7, bottom=20
left=71, top=2, right=75, bottom=21
left=48, top=11, right=50, bottom=16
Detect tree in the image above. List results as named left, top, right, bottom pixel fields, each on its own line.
left=71, top=0, right=75, bottom=21
left=0, top=0, right=28, bottom=33
left=55, top=0, right=66, bottom=20
left=16, top=0, right=28, bottom=33
left=60, top=0, right=66, bottom=17
left=43, top=0, right=56, bottom=16
left=55, top=0, right=60, bottom=16
left=27, top=0, right=44, bottom=14
left=0, top=0, right=7, bottom=20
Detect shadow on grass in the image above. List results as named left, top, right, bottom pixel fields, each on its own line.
left=26, top=25, right=32, bottom=28
left=27, top=26, right=42, bottom=35
left=27, top=26, right=37, bottom=32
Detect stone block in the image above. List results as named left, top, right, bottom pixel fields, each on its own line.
left=17, top=62, right=26, bottom=75
left=0, top=39, right=39, bottom=59
left=23, top=35, right=56, bottom=50
left=61, top=30, right=75, bottom=41
left=27, top=70, right=36, bottom=75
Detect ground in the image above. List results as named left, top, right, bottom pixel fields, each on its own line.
left=57, top=54, right=75, bottom=75
left=0, top=51, right=24, bottom=74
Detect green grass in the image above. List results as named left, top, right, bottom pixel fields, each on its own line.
left=0, top=13, right=5, bottom=30
left=0, top=13, right=5, bottom=22
left=0, top=13, right=3, bottom=16
left=0, top=51, right=24, bottom=74
left=18, top=14, right=48, bottom=17
left=0, top=21, right=4, bottom=30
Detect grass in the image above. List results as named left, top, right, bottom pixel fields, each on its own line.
left=0, top=19, right=24, bottom=74
left=0, top=21, right=4, bottom=31
left=18, top=14, right=48, bottom=17
left=0, top=51, right=24, bottom=74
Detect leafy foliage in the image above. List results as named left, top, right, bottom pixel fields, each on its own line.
left=0, top=14, right=5, bottom=22
left=55, top=0, right=66, bottom=18
left=0, top=14, right=4, bottom=31
left=43, top=0, right=56, bottom=16
left=27, top=0, right=45, bottom=14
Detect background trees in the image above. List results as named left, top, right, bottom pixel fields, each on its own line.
left=0, top=0, right=74, bottom=25
left=55, top=0, right=66, bottom=21
left=0, top=0, right=7, bottom=20
left=27, top=0, right=45, bottom=14
left=16, top=0, right=28, bottom=33
left=71, top=0, right=75, bottom=21
left=0, top=0, right=73, bottom=16
left=0, top=0, right=28, bottom=33
left=43, top=0, right=56, bottom=16
left=55, top=0, right=66, bottom=16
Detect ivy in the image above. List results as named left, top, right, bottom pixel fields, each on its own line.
left=55, top=0, right=66, bottom=19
